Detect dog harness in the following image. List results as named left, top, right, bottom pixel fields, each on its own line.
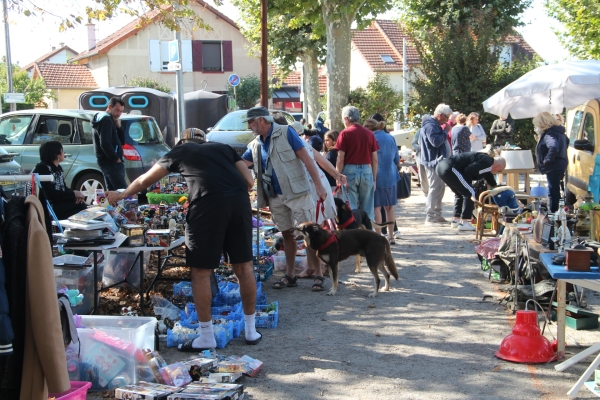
left=318, top=232, right=338, bottom=251
left=332, top=183, right=355, bottom=229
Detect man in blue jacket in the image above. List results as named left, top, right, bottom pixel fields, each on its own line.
left=420, top=104, right=452, bottom=225
left=92, top=97, right=127, bottom=190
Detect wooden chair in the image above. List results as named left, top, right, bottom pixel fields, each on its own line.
left=475, top=189, right=501, bottom=240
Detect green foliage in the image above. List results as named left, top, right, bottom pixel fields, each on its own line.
left=227, top=75, right=272, bottom=109
left=545, top=0, right=600, bottom=59
left=407, top=9, right=540, bottom=150
left=347, top=74, right=403, bottom=125
left=408, top=11, right=500, bottom=116
left=0, top=64, right=55, bottom=112
left=397, top=0, right=531, bottom=36
left=9, top=0, right=212, bottom=33
left=128, top=76, right=172, bottom=93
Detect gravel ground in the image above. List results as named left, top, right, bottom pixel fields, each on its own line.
left=89, top=184, right=600, bottom=399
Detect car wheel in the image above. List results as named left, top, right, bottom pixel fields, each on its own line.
left=564, top=175, right=577, bottom=206
left=75, top=172, right=105, bottom=205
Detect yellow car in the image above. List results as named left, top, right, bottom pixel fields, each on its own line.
left=565, top=99, right=600, bottom=204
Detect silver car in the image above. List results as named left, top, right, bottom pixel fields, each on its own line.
left=0, top=109, right=171, bottom=203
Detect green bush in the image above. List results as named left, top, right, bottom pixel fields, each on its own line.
left=127, top=76, right=172, bottom=93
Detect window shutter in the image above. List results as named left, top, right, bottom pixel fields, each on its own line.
left=192, top=40, right=203, bottom=72
left=149, top=40, right=161, bottom=72
left=222, top=40, right=233, bottom=72
left=181, top=40, right=192, bottom=72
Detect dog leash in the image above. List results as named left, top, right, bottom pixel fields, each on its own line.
left=316, top=199, right=336, bottom=231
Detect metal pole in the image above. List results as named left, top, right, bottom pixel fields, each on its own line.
left=259, top=0, right=268, bottom=107
left=174, top=5, right=185, bottom=138
left=3, top=0, right=14, bottom=112
left=402, top=38, right=408, bottom=119
left=301, top=62, right=307, bottom=121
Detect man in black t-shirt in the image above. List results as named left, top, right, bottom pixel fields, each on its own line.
left=106, top=128, right=262, bottom=351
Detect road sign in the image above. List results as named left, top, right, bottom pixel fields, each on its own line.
left=228, top=74, right=240, bottom=87
left=168, top=40, right=180, bottom=63
left=4, top=93, right=25, bottom=103
left=167, top=62, right=182, bottom=71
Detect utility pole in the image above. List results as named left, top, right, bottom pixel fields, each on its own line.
left=174, top=3, right=186, bottom=138
left=259, top=0, right=268, bottom=107
left=175, top=29, right=185, bottom=136
left=3, top=0, right=14, bottom=112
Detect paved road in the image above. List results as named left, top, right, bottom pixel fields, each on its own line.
left=93, top=186, right=600, bottom=399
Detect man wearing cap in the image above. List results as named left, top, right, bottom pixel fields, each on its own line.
left=335, top=105, right=379, bottom=220
left=420, top=103, right=452, bottom=225
left=242, top=106, right=330, bottom=291
left=106, top=128, right=262, bottom=351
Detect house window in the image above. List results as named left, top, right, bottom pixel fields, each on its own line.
left=149, top=40, right=232, bottom=73
left=380, top=55, right=395, bottom=64
left=499, top=45, right=513, bottom=64
left=191, top=40, right=233, bottom=72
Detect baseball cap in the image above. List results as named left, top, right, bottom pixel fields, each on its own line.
left=176, top=127, right=206, bottom=146
left=242, top=106, right=270, bottom=123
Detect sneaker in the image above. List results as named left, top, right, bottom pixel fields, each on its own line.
left=458, top=222, right=476, bottom=231
left=394, top=230, right=402, bottom=239
left=425, top=216, right=447, bottom=225
left=450, top=220, right=459, bottom=228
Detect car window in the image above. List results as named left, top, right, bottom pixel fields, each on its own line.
left=123, top=118, right=163, bottom=144
left=79, top=120, right=93, bottom=144
left=284, top=113, right=295, bottom=124
left=0, top=115, right=33, bottom=145
left=570, top=110, right=584, bottom=146
left=33, top=117, right=75, bottom=145
left=582, top=113, right=595, bottom=147
left=212, top=113, right=248, bottom=131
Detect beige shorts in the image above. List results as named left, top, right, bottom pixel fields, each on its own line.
left=269, top=193, right=315, bottom=232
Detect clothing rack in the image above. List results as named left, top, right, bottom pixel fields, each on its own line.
left=0, top=174, right=54, bottom=198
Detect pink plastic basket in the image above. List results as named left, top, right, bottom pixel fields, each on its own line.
left=48, top=381, right=92, bottom=400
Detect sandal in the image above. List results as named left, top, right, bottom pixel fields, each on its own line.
left=273, top=274, right=298, bottom=289
left=298, top=269, right=316, bottom=279
left=388, top=238, right=396, bottom=245
left=312, top=276, right=325, bottom=292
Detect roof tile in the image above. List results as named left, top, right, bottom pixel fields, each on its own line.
left=34, top=63, right=98, bottom=88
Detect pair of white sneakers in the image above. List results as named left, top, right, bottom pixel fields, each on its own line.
left=450, top=220, right=476, bottom=231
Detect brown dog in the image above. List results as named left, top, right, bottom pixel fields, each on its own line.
left=333, top=197, right=388, bottom=273
left=294, top=222, right=399, bottom=297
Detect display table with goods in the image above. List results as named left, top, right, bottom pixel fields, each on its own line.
left=539, top=252, right=600, bottom=398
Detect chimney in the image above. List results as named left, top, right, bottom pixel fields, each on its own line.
left=87, top=23, right=96, bottom=51
left=59, top=42, right=65, bottom=48
left=51, top=46, right=56, bottom=51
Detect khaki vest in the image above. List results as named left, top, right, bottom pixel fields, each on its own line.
left=251, top=123, right=310, bottom=208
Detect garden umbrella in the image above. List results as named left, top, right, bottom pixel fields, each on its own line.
left=483, top=60, right=600, bottom=119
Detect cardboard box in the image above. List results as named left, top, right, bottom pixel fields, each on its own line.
left=115, top=382, right=183, bottom=399
left=551, top=302, right=599, bottom=330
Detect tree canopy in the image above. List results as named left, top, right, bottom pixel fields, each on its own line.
left=545, top=0, right=600, bottom=59
left=9, top=0, right=212, bottom=33
left=397, top=0, right=532, bottom=35
left=347, top=74, right=403, bottom=124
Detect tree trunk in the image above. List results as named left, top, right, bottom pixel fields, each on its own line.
left=301, top=52, right=321, bottom=125
left=322, top=3, right=357, bottom=131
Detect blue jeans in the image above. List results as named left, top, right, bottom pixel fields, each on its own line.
left=99, top=161, right=127, bottom=190
left=546, top=169, right=565, bottom=213
left=343, top=164, right=375, bottom=220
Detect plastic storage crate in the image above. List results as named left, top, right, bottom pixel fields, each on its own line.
left=256, top=264, right=273, bottom=282
left=213, top=282, right=263, bottom=306
left=173, top=281, right=193, bottom=296
left=75, top=315, right=157, bottom=390
left=255, top=302, right=278, bottom=329
left=54, top=262, right=105, bottom=315
left=231, top=319, right=244, bottom=338
left=272, top=255, right=307, bottom=271
left=48, top=381, right=92, bottom=400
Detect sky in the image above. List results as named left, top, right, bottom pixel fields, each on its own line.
left=0, top=0, right=570, bottom=68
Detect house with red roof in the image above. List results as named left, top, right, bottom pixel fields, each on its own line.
left=23, top=44, right=79, bottom=78
left=271, top=66, right=327, bottom=112
left=350, top=20, right=537, bottom=93
left=70, top=0, right=259, bottom=94
left=31, top=63, right=98, bottom=109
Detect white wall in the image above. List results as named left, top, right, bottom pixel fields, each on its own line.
left=350, top=45, right=374, bottom=90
